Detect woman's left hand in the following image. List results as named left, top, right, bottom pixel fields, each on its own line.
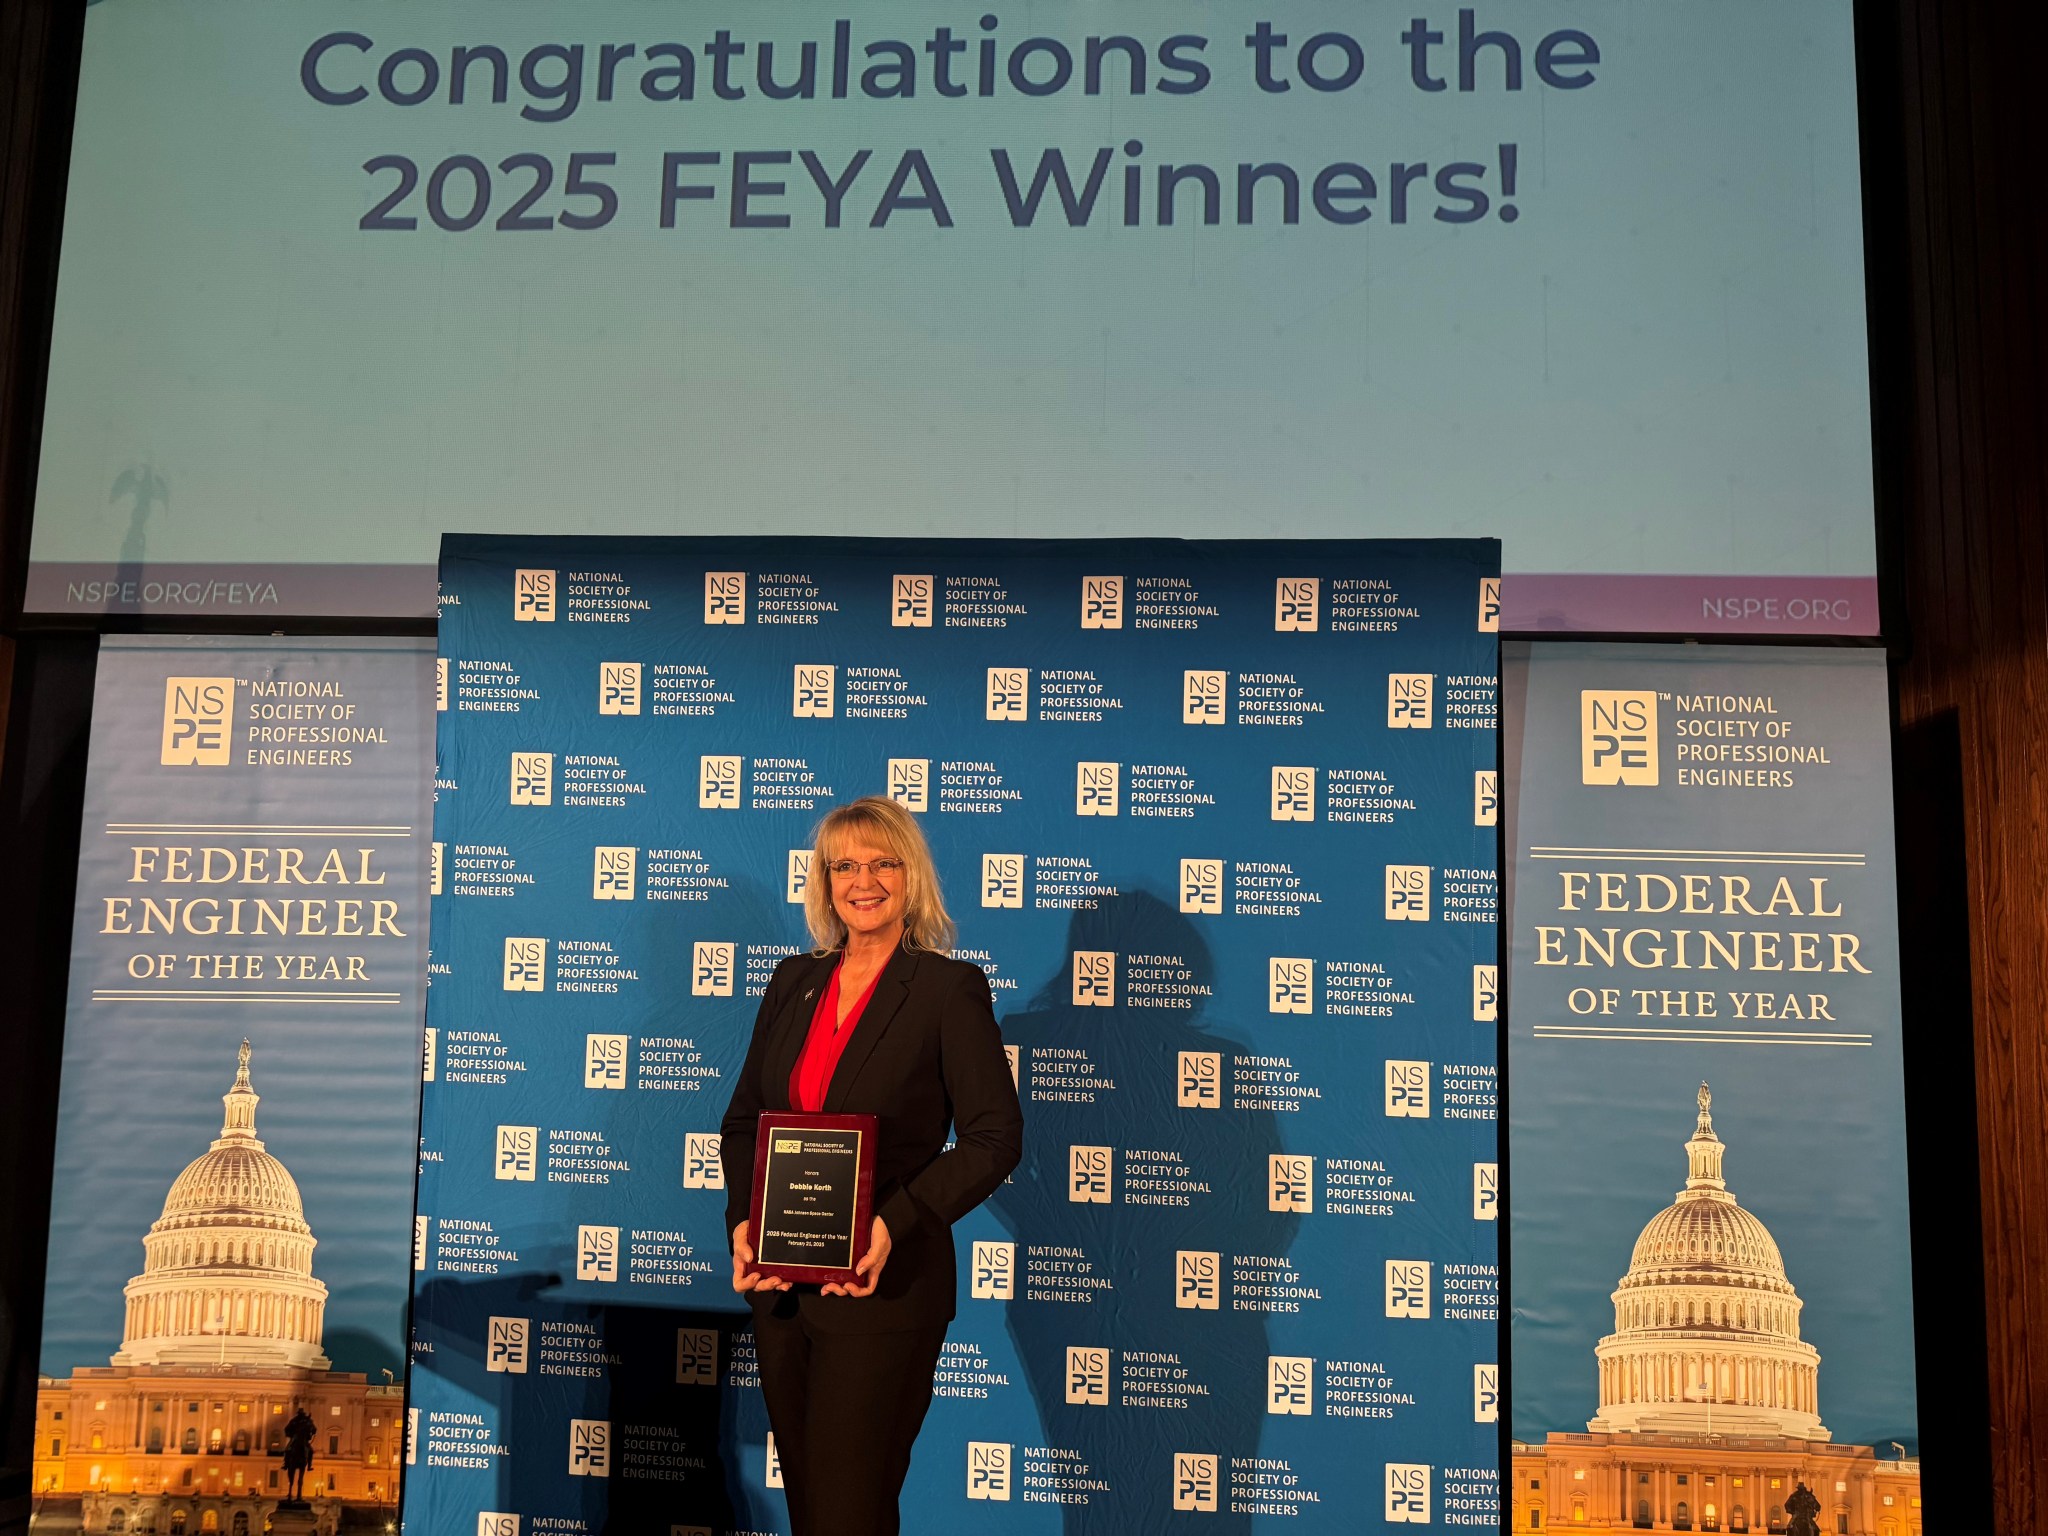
left=821, top=1216, right=891, bottom=1297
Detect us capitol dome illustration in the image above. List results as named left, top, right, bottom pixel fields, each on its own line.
left=36, top=1041, right=402, bottom=1534
left=1588, top=1082, right=1825, bottom=1441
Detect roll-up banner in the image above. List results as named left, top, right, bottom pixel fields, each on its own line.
left=1504, top=643, right=1920, bottom=1531
left=35, top=637, right=434, bottom=1535
left=410, top=536, right=1502, bottom=1532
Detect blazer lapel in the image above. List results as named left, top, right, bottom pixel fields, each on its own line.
left=763, top=954, right=833, bottom=1111
left=823, top=944, right=919, bottom=1113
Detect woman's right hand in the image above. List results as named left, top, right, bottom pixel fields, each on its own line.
left=731, top=1221, right=791, bottom=1293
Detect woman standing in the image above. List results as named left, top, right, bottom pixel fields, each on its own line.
left=720, top=796, right=1023, bottom=1536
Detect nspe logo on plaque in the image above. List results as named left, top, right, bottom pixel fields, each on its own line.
left=787, top=849, right=813, bottom=904
left=704, top=571, right=745, bottom=623
left=1275, top=577, right=1320, bottom=631
left=576, top=1225, right=620, bottom=1283
left=986, top=667, right=1029, bottom=721
left=593, top=845, right=636, bottom=900
left=699, top=754, right=741, bottom=809
left=1269, top=1154, right=1313, bottom=1213
left=1269, top=958, right=1312, bottom=1015
left=1385, top=1260, right=1431, bottom=1319
left=1479, top=576, right=1503, bottom=631
left=1173, top=1454, right=1219, bottom=1513
left=793, top=664, right=835, bottom=718
left=1066, top=1347, right=1110, bottom=1406
left=1474, top=1364, right=1501, bottom=1422
left=1473, top=964, right=1499, bottom=1022
left=1267, top=1356, right=1313, bottom=1415
left=892, top=574, right=934, bottom=627
left=1178, top=1051, right=1221, bottom=1109
left=1474, top=1162, right=1500, bottom=1220
left=1581, top=689, right=1659, bottom=784
left=1069, top=1145, right=1112, bottom=1203
left=1176, top=1250, right=1220, bottom=1309
left=888, top=758, right=929, bottom=812
left=435, top=657, right=448, bottom=712
left=503, top=938, right=545, bottom=992
left=486, top=1316, right=529, bottom=1374
left=682, top=1132, right=723, bottom=1189
left=509, top=752, right=553, bottom=806
left=160, top=677, right=233, bottom=766
left=513, top=568, right=556, bottom=621
left=1385, top=865, right=1430, bottom=921
left=692, top=942, right=734, bottom=997
left=430, top=842, right=444, bottom=897
left=584, top=1034, right=627, bottom=1090
left=1081, top=575, right=1124, bottom=628
left=1271, top=766, right=1315, bottom=822
left=1386, top=1464, right=1431, bottom=1524
left=1475, top=770, right=1499, bottom=826
left=1388, top=673, right=1434, bottom=728
left=567, top=1419, right=610, bottom=1477
left=981, top=854, right=1024, bottom=909
left=1180, top=858, right=1223, bottom=915
left=1076, top=761, right=1119, bottom=816
left=1385, top=1060, right=1430, bottom=1118
left=1183, top=669, right=1225, bottom=724
left=971, top=1240, right=1015, bottom=1300
left=675, top=1327, right=718, bottom=1387
left=1071, top=950, right=1115, bottom=1007
left=413, top=1216, right=429, bottom=1271
left=479, top=1515, right=519, bottom=1536
left=494, top=1125, right=537, bottom=1181
left=967, top=1442, right=1012, bottom=1501
left=598, top=661, right=641, bottom=715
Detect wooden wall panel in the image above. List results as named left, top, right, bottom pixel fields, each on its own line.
left=1886, top=0, right=2048, bottom=1527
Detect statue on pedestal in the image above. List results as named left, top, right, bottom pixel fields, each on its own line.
left=281, top=1404, right=317, bottom=1504
left=1785, top=1480, right=1823, bottom=1536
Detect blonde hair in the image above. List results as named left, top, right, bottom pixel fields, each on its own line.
left=804, top=795, right=955, bottom=955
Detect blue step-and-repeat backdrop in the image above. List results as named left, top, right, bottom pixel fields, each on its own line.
left=407, top=535, right=1502, bottom=1533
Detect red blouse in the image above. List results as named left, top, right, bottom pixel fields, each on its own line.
left=787, top=960, right=887, bottom=1112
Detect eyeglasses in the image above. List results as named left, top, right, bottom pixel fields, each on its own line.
left=826, top=858, right=905, bottom=880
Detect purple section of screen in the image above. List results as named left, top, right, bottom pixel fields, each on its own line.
left=26, top=561, right=1881, bottom=636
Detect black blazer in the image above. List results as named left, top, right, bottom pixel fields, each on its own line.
left=719, top=944, right=1024, bottom=1334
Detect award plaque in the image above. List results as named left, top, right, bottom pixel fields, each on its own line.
left=747, top=1111, right=878, bottom=1285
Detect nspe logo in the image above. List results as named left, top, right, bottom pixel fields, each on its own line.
left=1173, top=1454, right=1219, bottom=1513
left=486, top=1315, right=529, bottom=1374
left=888, top=758, right=929, bottom=812
left=1479, top=576, right=1502, bottom=631
left=1274, top=577, right=1320, bottom=631
left=1386, top=1463, right=1431, bottom=1524
left=514, top=568, right=556, bottom=621
left=1269, top=1154, right=1313, bottom=1213
left=1385, top=1260, right=1430, bottom=1319
left=479, top=1515, right=519, bottom=1536
left=1179, top=858, right=1222, bottom=915
left=787, top=849, right=813, bottom=904
left=1473, top=964, right=1499, bottom=1022
left=567, top=1419, right=610, bottom=1478
left=1269, top=957, right=1313, bottom=1015
left=1066, top=1346, right=1110, bottom=1406
left=585, top=1033, right=627, bottom=1089
left=599, top=662, right=642, bottom=715
left=1385, top=865, right=1430, bottom=921
left=1071, top=950, right=1115, bottom=1007
left=510, top=752, right=554, bottom=806
left=1385, top=1060, right=1430, bottom=1118
left=161, top=677, right=234, bottom=766
left=793, top=664, right=836, bottom=718
left=1474, top=770, right=1499, bottom=826
left=1076, top=761, right=1120, bottom=816
left=765, top=1433, right=783, bottom=1489
left=1387, top=672, right=1434, bottom=728
left=1473, top=1162, right=1499, bottom=1221
left=704, top=570, right=746, bottom=623
left=503, top=938, right=546, bottom=992
left=1178, top=1050, right=1221, bottom=1109
left=981, top=854, right=1024, bottom=909
left=422, top=1026, right=438, bottom=1083
left=1271, top=766, right=1315, bottom=822
left=692, top=941, right=735, bottom=997
left=683, top=1132, right=724, bottom=1189
left=1081, top=575, right=1124, bottom=628
left=699, top=754, right=742, bottom=809
left=495, top=1124, right=537, bottom=1181
left=1005, top=1043, right=1020, bottom=1088
left=1069, top=1145, right=1112, bottom=1203
left=1175, top=1250, right=1220, bottom=1310
left=967, top=1442, right=1011, bottom=1501
left=1474, top=1364, right=1500, bottom=1423
left=892, top=573, right=934, bottom=627
left=971, top=1240, right=1015, bottom=1299
left=986, top=667, right=1029, bottom=721
left=414, top=1216, right=430, bottom=1272
left=435, top=659, right=448, bottom=713
left=675, top=1327, right=718, bottom=1386
left=593, top=845, right=636, bottom=900
left=1183, top=669, right=1226, bottom=725
left=576, top=1224, right=620, bottom=1282
left=1267, top=1356, right=1313, bottom=1415
left=430, top=842, right=445, bottom=897
left=1582, top=689, right=1659, bottom=784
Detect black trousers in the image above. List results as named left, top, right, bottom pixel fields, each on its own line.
left=752, top=1308, right=948, bottom=1536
